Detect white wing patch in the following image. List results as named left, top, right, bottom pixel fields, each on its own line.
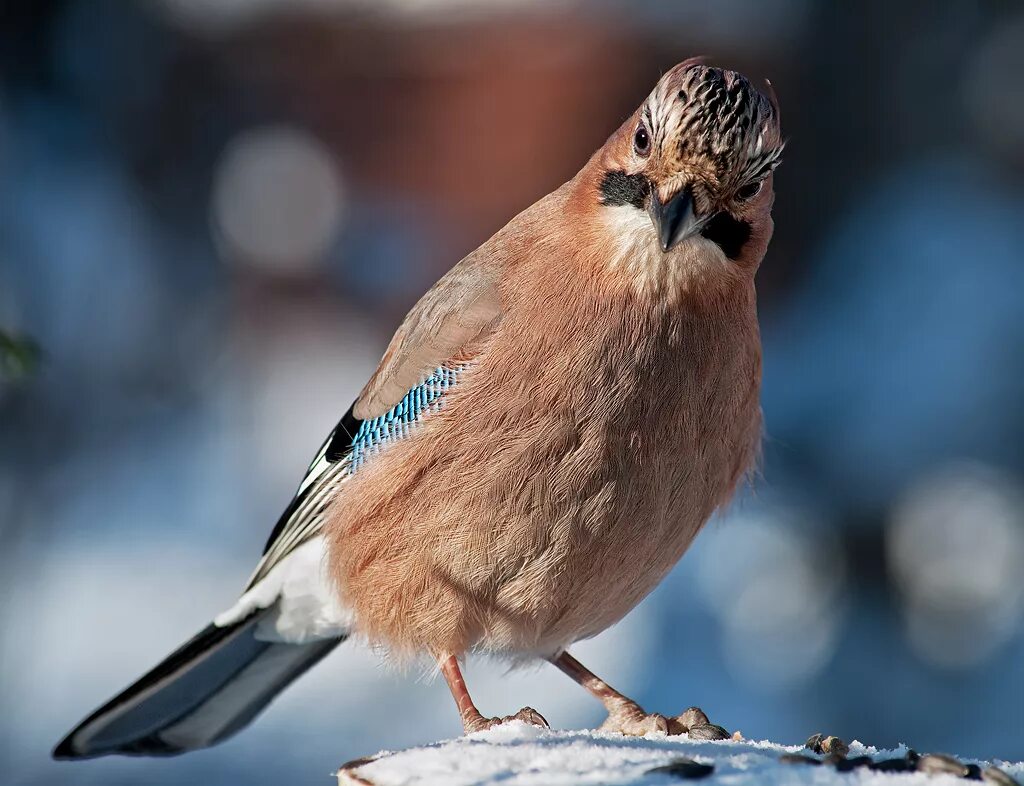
left=214, top=537, right=353, bottom=644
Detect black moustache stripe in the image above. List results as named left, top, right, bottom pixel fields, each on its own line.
left=599, top=170, right=650, bottom=209
left=701, top=212, right=751, bottom=260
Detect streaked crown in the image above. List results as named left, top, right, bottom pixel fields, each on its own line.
left=649, top=62, right=783, bottom=190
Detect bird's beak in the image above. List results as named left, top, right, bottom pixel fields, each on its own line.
left=648, top=186, right=702, bottom=252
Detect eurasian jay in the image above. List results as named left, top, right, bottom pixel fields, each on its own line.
left=55, top=58, right=783, bottom=758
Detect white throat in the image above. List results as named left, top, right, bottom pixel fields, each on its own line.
left=601, top=205, right=734, bottom=301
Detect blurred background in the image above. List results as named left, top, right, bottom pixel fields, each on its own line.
left=2, top=0, right=1024, bottom=783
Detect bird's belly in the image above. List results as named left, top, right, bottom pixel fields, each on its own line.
left=326, top=333, right=760, bottom=660
left=482, top=462, right=719, bottom=655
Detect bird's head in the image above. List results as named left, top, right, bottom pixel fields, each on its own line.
left=596, top=59, right=783, bottom=270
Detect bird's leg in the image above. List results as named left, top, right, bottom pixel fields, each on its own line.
left=549, top=651, right=729, bottom=739
left=549, top=651, right=668, bottom=735
left=438, top=654, right=549, bottom=734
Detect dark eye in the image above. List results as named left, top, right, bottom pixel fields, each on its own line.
left=735, top=180, right=762, bottom=201
left=633, top=125, right=651, bottom=157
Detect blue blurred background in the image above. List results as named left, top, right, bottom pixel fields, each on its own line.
left=2, top=1, right=1024, bottom=783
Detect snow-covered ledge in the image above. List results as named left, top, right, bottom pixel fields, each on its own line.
left=336, top=723, right=1023, bottom=786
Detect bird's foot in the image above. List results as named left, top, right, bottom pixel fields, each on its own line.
left=600, top=700, right=730, bottom=740
left=599, top=697, right=670, bottom=735
left=463, top=706, right=549, bottom=734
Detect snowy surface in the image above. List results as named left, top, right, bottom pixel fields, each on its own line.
left=338, top=723, right=1024, bottom=786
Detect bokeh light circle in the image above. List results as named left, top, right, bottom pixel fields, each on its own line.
left=211, top=124, right=345, bottom=273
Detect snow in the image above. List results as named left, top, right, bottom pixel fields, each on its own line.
left=337, top=722, right=1024, bottom=786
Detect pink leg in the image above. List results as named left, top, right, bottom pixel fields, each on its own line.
left=550, top=651, right=729, bottom=739
left=439, top=655, right=548, bottom=734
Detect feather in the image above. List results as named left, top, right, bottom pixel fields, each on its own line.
left=246, top=412, right=358, bottom=589
left=53, top=610, right=343, bottom=758
left=354, top=249, right=502, bottom=420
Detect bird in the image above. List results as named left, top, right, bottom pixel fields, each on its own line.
left=54, top=57, right=783, bottom=759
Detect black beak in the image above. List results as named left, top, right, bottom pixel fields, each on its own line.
left=648, top=186, right=701, bottom=251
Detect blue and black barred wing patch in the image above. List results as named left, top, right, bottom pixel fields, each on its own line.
left=347, top=363, right=462, bottom=472
left=244, top=364, right=466, bottom=589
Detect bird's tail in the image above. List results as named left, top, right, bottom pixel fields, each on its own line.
left=53, top=609, right=344, bottom=759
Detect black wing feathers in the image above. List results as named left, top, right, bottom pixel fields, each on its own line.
left=259, top=403, right=360, bottom=558
left=53, top=612, right=344, bottom=759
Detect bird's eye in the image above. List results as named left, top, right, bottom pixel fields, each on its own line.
left=735, top=180, right=762, bottom=201
left=633, top=125, right=651, bottom=157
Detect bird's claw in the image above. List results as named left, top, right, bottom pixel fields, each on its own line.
left=464, top=706, right=549, bottom=733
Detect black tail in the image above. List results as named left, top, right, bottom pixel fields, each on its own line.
left=53, top=610, right=344, bottom=759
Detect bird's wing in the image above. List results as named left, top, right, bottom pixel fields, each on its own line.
left=353, top=250, right=501, bottom=419
left=244, top=252, right=502, bottom=589
left=243, top=407, right=359, bottom=590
